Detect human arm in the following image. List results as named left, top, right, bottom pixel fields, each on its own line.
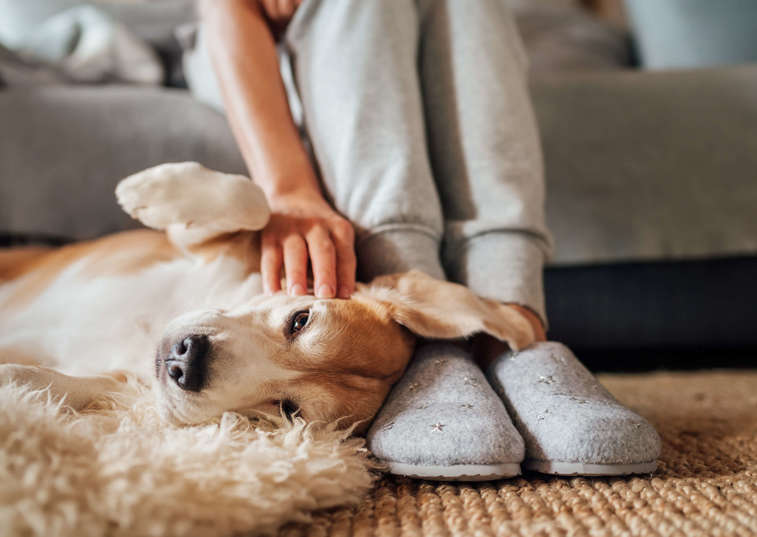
left=199, top=0, right=356, bottom=298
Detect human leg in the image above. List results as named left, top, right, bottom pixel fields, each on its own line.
left=283, top=0, right=445, bottom=281
left=417, top=0, right=551, bottom=321
left=284, top=1, right=526, bottom=480
left=416, top=0, right=660, bottom=475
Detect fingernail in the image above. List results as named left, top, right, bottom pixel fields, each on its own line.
left=290, top=283, right=305, bottom=296
left=316, top=284, right=334, bottom=298
left=338, top=286, right=353, bottom=299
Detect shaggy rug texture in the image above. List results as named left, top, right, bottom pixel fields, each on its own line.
left=0, top=379, right=378, bottom=537
left=3, top=370, right=756, bottom=537
left=278, top=370, right=757, bottom=537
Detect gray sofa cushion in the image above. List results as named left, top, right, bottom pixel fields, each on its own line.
left=2, top=65, right=757, bottom=264
left=513, top=4, right=631, bottom=72
left=534, top=64, right=757, bottom=265
left=0, top=85, right=245, bottom=239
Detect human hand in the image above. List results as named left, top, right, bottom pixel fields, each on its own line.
left=257, top=0, right=302, bottom=36
left=261, top=190, right=356, bottom=299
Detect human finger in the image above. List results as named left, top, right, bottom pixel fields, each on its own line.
left=282, top=233, right=308, bottom=295
left=305, top=225, right=337, bottom=298
left=260, top=234, right=283, bottom=294
left=330, top=219, right=356, bottom=298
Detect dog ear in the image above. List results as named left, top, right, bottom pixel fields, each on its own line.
left=360, top=270, right=535, bottom=351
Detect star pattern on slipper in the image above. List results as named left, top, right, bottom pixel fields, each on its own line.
left=487, top=342, right=662, bottom=473
left=366, top=343, right=530, bottom=477
left=549, top=351, right=566, bottom=364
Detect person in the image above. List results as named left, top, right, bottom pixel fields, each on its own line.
left=192, top=0, right=660, bottom=480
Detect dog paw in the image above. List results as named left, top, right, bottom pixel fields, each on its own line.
left=116, top=162, right=270, bottom=232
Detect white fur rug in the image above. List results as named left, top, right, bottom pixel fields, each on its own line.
left=0, top=380, right=378, bottom=537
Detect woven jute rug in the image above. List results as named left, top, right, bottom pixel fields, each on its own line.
left=279, top=370, right=757, bottom=537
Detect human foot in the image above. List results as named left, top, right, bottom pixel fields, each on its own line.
left=367, top=342, right=524, bottom=481
left=486, top=342, right=660, bottom=476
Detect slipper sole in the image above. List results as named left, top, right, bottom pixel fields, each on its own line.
left=525, top=459, right=657, bottom=476
left=385, top=462, right=521, bottom=481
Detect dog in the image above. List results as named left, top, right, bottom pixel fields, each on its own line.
left=0, top=162, right=535, bottom=431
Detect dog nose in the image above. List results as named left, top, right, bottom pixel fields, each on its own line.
left=165, top=334, right=209, bottom=392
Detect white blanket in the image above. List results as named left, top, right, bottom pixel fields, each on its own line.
left=1, top=4, right=162, bottom=85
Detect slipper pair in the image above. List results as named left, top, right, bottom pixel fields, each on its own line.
left=367, top=342, right=660, bottom=481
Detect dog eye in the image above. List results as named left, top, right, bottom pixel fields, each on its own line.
left=289, top=310, right=310, bottom=335
left=280, top=399, right=300, bottom=420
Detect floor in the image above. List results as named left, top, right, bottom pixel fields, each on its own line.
left=279, top=370, right=757, bottom=537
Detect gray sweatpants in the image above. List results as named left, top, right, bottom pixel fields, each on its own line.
left=186, top=0, right=553, bottom=322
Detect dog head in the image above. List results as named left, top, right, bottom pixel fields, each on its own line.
left=154, top=270, right=534, bottom=430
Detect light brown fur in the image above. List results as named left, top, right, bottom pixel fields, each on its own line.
left=1, top=230, right=175, bottom=309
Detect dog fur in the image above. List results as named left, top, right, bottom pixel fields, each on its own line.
left=0, top=162, right=535, bottom=430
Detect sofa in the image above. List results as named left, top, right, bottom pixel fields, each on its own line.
left=2, top=1, right=756, bottom=369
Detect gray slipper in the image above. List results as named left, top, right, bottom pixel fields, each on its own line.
left=486, top=342, right=661, bottom=476
left=366, top=342, right=525, bottom=481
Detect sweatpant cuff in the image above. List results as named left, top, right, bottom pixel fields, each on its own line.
left=356, top=227, right=446, bottom=282
left=446, top=233, right=548, bottom=326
